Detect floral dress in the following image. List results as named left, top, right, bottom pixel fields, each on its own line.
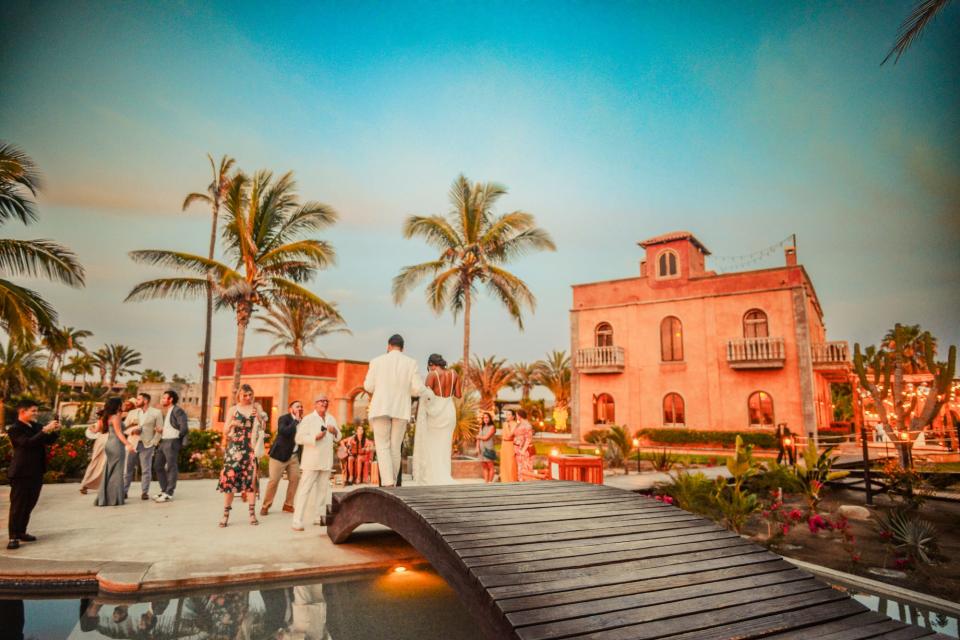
left=217, top=410, right=258, bottom=494
left=513, top=420, right=535, bottom=481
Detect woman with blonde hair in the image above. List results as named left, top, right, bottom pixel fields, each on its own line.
left=217, top=384, right=265, bottom=527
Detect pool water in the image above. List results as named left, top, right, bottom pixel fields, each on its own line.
left=1, top=566, right=484, bottom=639
left=849, top=589, right=959, bottom=638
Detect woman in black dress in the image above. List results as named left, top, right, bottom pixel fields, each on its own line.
left=217, top=384, right=264, bottom=527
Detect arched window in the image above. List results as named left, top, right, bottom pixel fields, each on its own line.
left=595, top=322, right=614, bottom=348
left=657, top=250, right=679, bottom=278
left=660, top=316, right=684, bottom=361
left=748, top=391, right=774, bottom=427
left=663, top=393, right=685, bottom=426
left=743, top=309, right=769, bottom=338
left=594, top=393, right=615, bottom=425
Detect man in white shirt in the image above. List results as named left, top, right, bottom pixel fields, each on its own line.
left=291, top=394, right=340, bottom=531
left=122, top=393, right=164, bottom=501
left=363, top=334, right=422, bottom=487
left=154, top=390, right=189, bottom=502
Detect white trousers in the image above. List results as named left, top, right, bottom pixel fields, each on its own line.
left=370, top=416, right=407, bottom=487
left=292, top=469, right=331, bottom=528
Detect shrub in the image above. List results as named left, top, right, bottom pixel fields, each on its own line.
left=746, top=461, right=805, bottom=495
left=646, top=448, right=678, bottom=472
left=636, top=428, right=778, bottom=449
left=657, top=471, right=719, bottom=519
left=179, top=430, right=221, bottom=471
left=874, top=508, right=939, bottom=566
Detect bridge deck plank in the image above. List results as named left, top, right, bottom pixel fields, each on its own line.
left=326, top=481, right=930, bottom=640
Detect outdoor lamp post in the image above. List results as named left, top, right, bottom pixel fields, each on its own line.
left=632, top=437, right=640, bottom=474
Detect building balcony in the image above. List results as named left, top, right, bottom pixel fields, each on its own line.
left=727, top=337, right=786, bottom=369
left=576, top=346, right=625, bottom=374
left=812, top=341, right=852, bottom=381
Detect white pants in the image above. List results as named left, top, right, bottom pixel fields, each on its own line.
left=370, top=416, right=407, bottom=486
left=292, top=469, right=331, bottom=528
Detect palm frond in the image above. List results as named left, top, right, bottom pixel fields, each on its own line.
left=128, top=250, right=230, bottom=277
left=402, top=215, right=461, bottom=250
left=259, top=239, right=337, bottom=271
left=266, top=279, right=341, bottom=318
left=425, top=267, right=461, bottom=315
left=883, top=0, right=953, bottom=65
left=181, top=191, right=213, bottom=211
left=485, top=265, right=536, bottom=329
left=124, top=277, right=210, bottom=302
left=487, top=226, right=557, bottom=262
left=392, top=259, right=448, bottom=304
left=268, top=201, right=339, bottom=248
left=0, top=142, right=42, bottom=224
left=0, top=277, right=58, bottom=339
left=0, top=238, right=85, bottom=286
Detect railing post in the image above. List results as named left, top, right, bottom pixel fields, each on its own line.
left=861, top=424, right=874, bottom=506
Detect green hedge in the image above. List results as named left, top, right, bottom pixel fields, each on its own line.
left=636, top=428, right=778, bottom=449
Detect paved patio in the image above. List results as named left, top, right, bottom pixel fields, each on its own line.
left=0, top=478, right=423, bottom=595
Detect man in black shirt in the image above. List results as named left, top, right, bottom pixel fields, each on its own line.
left=6, top=399, right=60, bottom=550
left=261, top=400, right=303, bottom=516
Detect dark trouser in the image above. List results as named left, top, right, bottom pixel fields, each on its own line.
left=155, top=439, right=181, bottom=496
left=8, top=477, right=43, bottom=538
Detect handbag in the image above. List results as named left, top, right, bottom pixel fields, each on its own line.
left=337, top=442, right=348, bottom=460
left=526, top=441, right=537, bottom=457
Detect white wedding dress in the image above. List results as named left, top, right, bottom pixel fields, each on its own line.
left=412, top=386, right=456, bottom=485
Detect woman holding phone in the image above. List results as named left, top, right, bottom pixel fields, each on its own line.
left=217, top=384, right=264, bottom=527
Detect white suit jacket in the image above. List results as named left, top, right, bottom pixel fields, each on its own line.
left=363, top=350, right=423, bottom=421
left=295, top=411, right=340, bottom=472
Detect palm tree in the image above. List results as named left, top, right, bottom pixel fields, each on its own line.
left=0, top=340, right=47, bottom=418
left=393, top=174, right=555, bottom=383
left=42, top=325, right=92, bottom=409
left=182, top=154, right=236, bottom=429
left=91, top=347, right=109, bottom=387
left=0, top=142, right=85, bottom=341
left=453, top=392, right=481, bottom=453
left=127, top=170, right=339, bottom=395
left=536, top=350, right=572, bottom=431
left=140, top=368, right=166, bottom=383
left=511, top=361, right=539, bottom=403
left=883, top=0, right=954, bottom=64
left=466, top=355, right=516, bottom=413
left=255, top=299, right=349, bottom=356
left=101, top=344, right=143, bottom=388
left=882, top=324, right=937, bottom=373
left=64, top=353, right=95, bottom=385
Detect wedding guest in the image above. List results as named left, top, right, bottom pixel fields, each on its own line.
left=79, top=415, right=108, bottom=494
left=347, top=427, right=373, bottom=485
left=95, top=397, right=135, bottom=507
left=499, top=409, right=518, bottom=483
left=513, top=408, right=535, bottom=481
left=261, top=400, right=303, bottom=516
left=154, top=389, right=189, bottom=502
left=292, top=394, right=340, bottom=531
left=6, top=399, right=60, bottom=550
left=476, top=412, right=497, bottom=483
left=123, top=392, right=163, bottom=501
left=217, top=384, right=265, bottom=527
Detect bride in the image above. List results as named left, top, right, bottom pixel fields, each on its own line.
left=412, top=353, right=462, bottom=485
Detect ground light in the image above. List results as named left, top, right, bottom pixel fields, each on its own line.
left=393, top=565, right=408, bottom=573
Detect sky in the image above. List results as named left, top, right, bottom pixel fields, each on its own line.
left=1, top=0, right=958, bottom=383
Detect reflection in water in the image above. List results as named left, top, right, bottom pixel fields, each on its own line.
left=10, top=567, right=483, bottom=640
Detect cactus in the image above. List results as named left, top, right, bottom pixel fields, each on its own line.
left=854, top=324, right=957, bottom=467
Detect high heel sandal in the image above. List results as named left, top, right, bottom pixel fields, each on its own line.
left=248, top=503, right=259, bottom=526
left=219, top=506, right=231, bottom=528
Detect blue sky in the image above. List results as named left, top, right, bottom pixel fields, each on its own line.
left=2, top=1, right=958, bottom=381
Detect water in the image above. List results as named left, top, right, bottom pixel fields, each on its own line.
left=1, top=566, right=484, bottom=640
left=838, top=586, right=959, bottom=638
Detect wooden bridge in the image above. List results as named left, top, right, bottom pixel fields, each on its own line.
left=327, top=481, right=946, bottom=640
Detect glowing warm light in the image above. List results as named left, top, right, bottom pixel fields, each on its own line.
left=899, top=432, right=910, bottom=441
left=594, top=448, right=601, bottom=455
left=550, top=448, right=560, bottom=457
left=783, top=437, right=793, bottom=447
left=632, top=438, right=639, bottom=447
left=393, top=565, right=408, bottom=573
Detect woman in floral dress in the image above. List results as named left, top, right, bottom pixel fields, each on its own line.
left=512, top=408, right=535, bottom=481
left=217, top=384, right=264, bottom=527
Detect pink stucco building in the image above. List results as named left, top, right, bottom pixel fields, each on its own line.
left=570, top=231, right=850, bottom=442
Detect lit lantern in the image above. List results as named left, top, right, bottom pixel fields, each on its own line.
left=550, top=448, right=560, bottom=457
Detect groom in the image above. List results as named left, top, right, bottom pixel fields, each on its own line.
left=363, top=334, right=422, bottom=487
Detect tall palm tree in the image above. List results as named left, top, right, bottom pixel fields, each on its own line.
left=127, top=170, right=338, bottom=395
left=255, top=299, right=349, bottom=356
left=64, top=353, right=95, bottom=385
left=0, top=142, right=85, bottom=341
left=140, top=368, right=166, bottom=383
left=883, top=0, right=954, bottom=64
left=43, top=325, right=92, bottom=410
left=101, top=343, right=143, bottom=388
left=182, top=154, right=236, bottom=428
left=882, top=324, right=937, bottom=373
left=91, top=347, right=109, bottom=387
left=536, top=350, right=572, bottom=431
left=466, top=355, right=516, bottom=413
left=0, top=340, right=47, bottom=418
left=393, top=174, right=555, bottom=383
left=511, top=361, right=540, bottom=403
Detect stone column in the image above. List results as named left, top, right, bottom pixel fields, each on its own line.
left=792, top=287, right=818, bottom=446
left=570, top=310, right=581, bottom=443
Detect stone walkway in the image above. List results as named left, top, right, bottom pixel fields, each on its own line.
left=604, top=465, right=731, bottom=491
left=0, top=478, right=422, bottom=595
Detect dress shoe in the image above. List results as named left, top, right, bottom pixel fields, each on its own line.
left=292, top=525, right=304, bottom=532
left=141, top=492, right=150, bottom=500
left=260, top=507, right=269, bottom=516
left=17, top=534, right=37, bottom=542
left=6, top=539, right=19, bottom=550
left=282, top=504, right=294, bottom=513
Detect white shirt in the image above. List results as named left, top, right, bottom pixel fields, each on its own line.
left=161, top=407, right=179, bottom=440
left=363, top=350, right=423, bottom=421
left=295, top=411, right=340, bottom=471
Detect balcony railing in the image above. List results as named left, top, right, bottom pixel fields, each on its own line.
left=576, top=346, right=625, bottom=373
left=812, top=341, right=850, bottom=365
left=727, top=337, right=786, bottom=369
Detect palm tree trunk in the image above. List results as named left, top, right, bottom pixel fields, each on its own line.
left=462, top=285, right=472, bottom=388
left=200, top=200, right=219, bottom=430
left=231, top=302, right=251, bottom=397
